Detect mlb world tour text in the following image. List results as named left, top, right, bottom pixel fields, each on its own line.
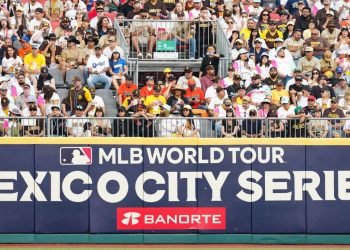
left=1, top=146, right=350, bottom=203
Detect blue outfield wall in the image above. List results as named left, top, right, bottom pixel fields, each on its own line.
left=1, top=138, right=350, bottom=244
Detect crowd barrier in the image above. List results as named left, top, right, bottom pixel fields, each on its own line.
left=0, top=117, right=349, bottom=138
left=0, top=138, right=350, bottom=244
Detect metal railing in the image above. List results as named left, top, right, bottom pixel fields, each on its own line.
left=114, top=19, right=217, bottom=60
left=0, top=117, right=349, bottom=138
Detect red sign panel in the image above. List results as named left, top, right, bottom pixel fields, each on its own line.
left=117, top=207, right=226, bottom=230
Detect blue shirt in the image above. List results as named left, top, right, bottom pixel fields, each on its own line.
left=109, top=58, right=127, bottom=74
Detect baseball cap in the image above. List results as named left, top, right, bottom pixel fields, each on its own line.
left=275, top=38, right=284, bottom=43
left=305, top=46, right=314, bottom=52
left=125, top=74, right=133, bottom=80
left=308, top=96, right=316, bottom=101
left=184, top=66, right=193, bottom=72
left=223, top=98, right=232, bottom=105
left=51, top=105, right=60, bottom=110
left=183, top=104, right=192, bottom=110
left=242, top=96, right=251, bottom=102
left=163, top=68, right=172, bottom=73
left=168, top=75, right=177, bottom=81
left=132, top=89, right=140, bottom=96
left=1, top=97, right=9, bottom=106
left=294, top=67, right=302, bottom=73
left=9, top=106, right=21, bottom=116
left=35, top=7, right=44, bottom=13
left=336, top=67, right=343, bottom=73
left=295, top=76, right=303, bottom=81
left=331, top=98, right=337, bottom=103
left=27, top=95, right=37, bottom=103
left=275, top=46, right=286, bottom=54
left=76, top=105, right=84, bottom=111
left=188, top=79, right=196, bottom=85
left=262, top=98, right=271, bottom=104
left=294, top=106, right=303, bottom=114
left=41, top=66, right=49, bottom=74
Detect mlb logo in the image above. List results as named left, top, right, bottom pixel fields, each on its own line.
left=60, top=147, right=92, bottom=165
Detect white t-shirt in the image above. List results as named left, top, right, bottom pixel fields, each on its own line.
left=23, top=2, right=43, bottom=19
left=177, top=76, right=201, bottom=89
left=1, top=57, right=23, bottom=73
left=87, top=54, right=109, bottom=76
left=40, top=92, right=60, bottom=116
left=205, top=87, right=228, bottom=100
left=90, top=16, right=112, bottom=29
left=277, top=105, right=296, bottom=122
left=103, top=46, right=125, bottom=59
left=28, top=18, right=52, bottom=33
left=66, top=115, right=89, bottom=137
left=88, top=95, right=105, bottom=117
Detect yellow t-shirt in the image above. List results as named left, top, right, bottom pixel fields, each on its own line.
left=144, top=95, right=166, bottom=115
left=24, top=53, right=46, bottom=72
left=271, top=89, right=289, bottom=104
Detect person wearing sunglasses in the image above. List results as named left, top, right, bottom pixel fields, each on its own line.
left=297, top=46, right=320, bottom=78
left=304, top=29, right=330, bottom=59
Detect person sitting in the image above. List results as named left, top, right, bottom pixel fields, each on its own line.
left=92, top=107, right=112, bottom=137
left=221, top=108, right=239, bottom=137
left=87, top=45, right=111, bottom=89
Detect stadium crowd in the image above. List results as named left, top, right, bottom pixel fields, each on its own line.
left=0, top=0, right=349, bottom=137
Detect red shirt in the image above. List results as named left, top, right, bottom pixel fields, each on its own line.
left=140, top=86, right=154, bottom=98
left=118, top=83, right=138, bottom=103
left=185, top=87, right=205, bottom=109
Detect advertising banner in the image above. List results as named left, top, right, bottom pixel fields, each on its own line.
left=0, top=143, right=349, bottom=234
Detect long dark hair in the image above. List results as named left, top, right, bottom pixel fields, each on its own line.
left=5, top=45, right=18, bottom=59
left=248, top=29, right=260, bottom=49
left=43, top=85, right=56, bottom=102
left=258, top=54, right=271, bottom=67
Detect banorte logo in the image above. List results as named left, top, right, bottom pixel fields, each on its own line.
left=117, top=207, right=226, bottom=230
left=122, top=212, right=141, bottom=225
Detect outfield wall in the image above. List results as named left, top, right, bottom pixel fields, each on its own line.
left=1, top=138, right=350, bottom=244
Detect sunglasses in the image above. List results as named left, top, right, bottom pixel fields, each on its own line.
left=228, top=22, right=234, bottom=24
left=140, top=15, right=148, bottom=18
left=254, top=41, right=262, bottom=44
left=311, top=33, right=318, bottom=35
left=225, top=104, right=231, bottom=107
left=0, top=89, right=7, bottom=92
left=96, top=10, right=104, bottom=13
left=296, top=80, right=302, bottom=82
left=183, top=109, right=190, bottom=111
left=262, top=13, right=269, bottom=16
left=108, top=40, right=115, bottom=42
left=29, top=109, right=37, bottom=112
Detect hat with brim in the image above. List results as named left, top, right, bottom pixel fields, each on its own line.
left=275, top=46, right=286, bottom=54
left=262, top=98, right=271, bottom=104
left=86, top=36, right=98, bottom=45
left=171, top=84, right=186, bottom=94
left=238, top=48, right=248, bottom=55
left=281, top=96, right=289, bottom=104
left=65, top=35, right=80, bottom=44
left=51, top=105, right=60, bottom=110
left=9, top=106, right=21, bottom=116
left=48, top=33, right=58, bottom=40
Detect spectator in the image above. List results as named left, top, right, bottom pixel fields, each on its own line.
left=66, top=104, right=89, bottom=137
left=23, top=42, right=46, bottom=77
left=6, top=106, right=22, bottom=137
left=304, top=29, right=330, bottom=59
left=39, top=33, right=62, bottom=69
left=249, top=38, right=268, bottom=64
left=263, top=67, right=281, bottom=90
left=271, top=81, right=289, bottom=107
left=68, top=76, right=93, bottom=114
left=185, top=79, right=206, bottom=109
left=87, top=44, right=111, bottom=89
left=123, top=89, right=144, bottom=114
left=311, top=75, right=336, bottom=99
left=334, top=78, right=348, bottom=101
left=131, top=103, right=155, bottom=137
left=343, top=111, right=350, bottom=137
left=256, top=52, right=275, bottom=80
left=274, top=46, right=296, bottom=83
left=90, top=5, right=112, bottom=30
left=144, top=85, right=167, bottom=116
left=23, top=104, right=45, bottom=137
left=283, top=29, right=304, bottom=61
left=140, top=76, right=156, bottom=98
left=28, top=8, right=51, bottom=36
left=261, top=20, right=283, bottom=49
left=167, top=84, right=188, bottom=115
left=315, top=0, right=339, bottom=30
left=321, top=21, right=340, bottom=50
left=48, top=105, right=65, bottom=136
left=303, top=95, right=318, bottom=116
left=118, top=75, right=138, bottom=106
left=92, top=107, right=112, bottom=136
left=205, top=76, right=227, bottom=104
left=177, top=66, right=201, bottom=89
left=246, top=74, right=271, bottom=106
left=129, top=9, right=156, bottom=59
left=289, top=75, right=305, bottom=105
left=338, top=88, right=350, bottom=113
left=176, top=105, right=200, bottom=137
left=44, top=0, right=64, bottom=22
left=290, top=106, right=307, bottom=137
left=87, top=87, right=105, bottom=117
left=200, top=65, right=216, bottom=94
left=113, top=106, right=131, bottom=137
left=36, top=66, right=56, bottom=91
left=323, top=98, right=345, bottom=137
left=199, top=45, right=221, bottom=78
left=295, top=7, right=314, bottom=32
left=266, top=108, right=285, bottom=137
left=308, top=107, right=328, bottom=138
left=233, top=48, right=256, bottom=85
left=319, top=50, right=336, bottom=76
left=1, top=45, right=23, bottom=77
left=172, top=11, right=196, bottom=59
left=241, top=109, right=264, bottom=137
left=40, top=85, right=60, bottom=116
left=60, top=35, right=83, bottom=74
left=221, top=108, right=239, bottom=137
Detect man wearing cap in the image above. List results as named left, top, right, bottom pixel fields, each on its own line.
left=291, top=0, right=306, bottom=19
left=143, top=0, right=168, bottom=19
left=87, top=45, right=111, bottom=90
left=39, top=33, right=62, bottom=68
left=231, top=39, right=244, bottom=61
left=271, top=81, right=289, bottom=107
left=283, top=29, right=304, bottom=60
left=261, top=21, right=283, bottom=49
left=140, top=76, right=156, bottom=98
left=144, top=85, right=167, bottom=115
left=24, top=0, right=43, bottom=20
left=185, top=78, right=205, bottom=109
left=289, top=75, right=306, bottom=105
left=246, top=74, right=271, bottom=106
left=321, top=21, right=340, bottom=49
left=24, top=42, right=46, bottom=76
left=315, top=0, right=339, bottom=30
left=277, top=96, right=296, bottom=131
left=303, top=95, right=317, bottom=115
left=68, top=76, right=93, bottom=115
left=208, top=88, right=229, bottom=132
left=122, top=89, right=144, bottom=112
left=117, top=75, right=138, bottom=106
left=167, top=84, right=188, bottom=114
left=329, top=67, right=345, bottom=87
left=304, top=29, right=330, bottom=58
left=177, top=66, right=201, bottom=90
left=323, top=98, right=345, bottom=137
left=240, top=18, right=257, bottom=42
left=247, top=0, right=263, bottom=19
left=205, top=76, right=228, bottom=104
left=285, top=0, right=308, bottom=16
left=43, top=0, right=64, bottom=22
left=285, top=67, right=307, bottom=91
left=297, top=46, right=321, bottom=77
left=249, top=38, right=267, bottom=63
left=235, top=96, right=257, bottom=120
left=0, top=84, right=15, bottom=109
left=60, top=35, right=83, bottom=72
left=274, top=46, right=296, bottom=83
left=66, top=105, right=90, bottom=137
left=28, top=8, right=51, bottom=36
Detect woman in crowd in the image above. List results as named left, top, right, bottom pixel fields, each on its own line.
left=266, top=108, right=285, bottom=138
left=308, top=108, right=328, bottom=138
left=40, top=85, right=60, bottom=116
left=1, top=45, right=23, bottom=76
left=338, top=89, right=350, bottom=113
left=170, top=2, right=189, bottom=20
left=283, top=21, right=294, bottom=40
left=316, top=89, right=331, bottom=112
left=109, top=51, right=128, bottom=90
left=92, top=107, right=112, bottom=136
left=0, top=16, right=14, bottom=40
left=232, top=4, right=243, bottom=31
left=97, top=17, right=110, bottom=37
left=113, top=106, right=131, bottom=137
left=308, top=68, right=321, bottom=87
left=221, top=108, right=239, bottom=137
left=176, top=105, right=200, bottom=137
left=257, top=10, right=270, bottom=35
left=255, top=52, right=276, bottom=80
